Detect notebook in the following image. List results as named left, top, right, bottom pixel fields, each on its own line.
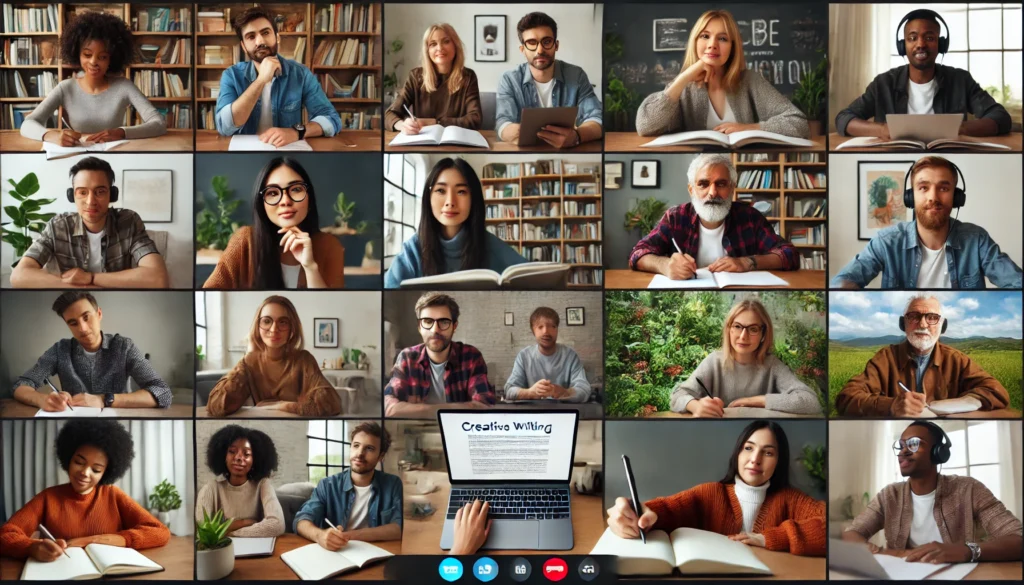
left=21, top=543, right=163, bottom=580
left=279, top=541, right=393, bottom=580
left=590, top=526, right=772, bottom=576
left=648, top=269, right=789, bottom=289
left=829, top=538, right=975, bottom=580
left=834, top=136, right=1010, bottom=152
left=228, top=135, right=313, bottom=151
left=34, top=407, right=120, bottom=418
left=42, top=140, right=129, bottom=160
left=388, top=125, right=489, bottom=149
left=641, top=130, right=814, bottom=149
left=233, top=536, right=277, bottom=557
left=399, top=263, right=570, bottom=290
left=926, top=397, right=982, bottom=415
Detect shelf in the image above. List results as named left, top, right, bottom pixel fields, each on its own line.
left=785, top=217, right=826, bottom=221
left=481, top=177, right=521, bottom=183
left=784, top=161, right=827, bottom=166
left=484, top=218, right=519, bottom=223
left=0, top=64, right=57, bottom=68
left=143, top=97, right=192, bottom=101
left=483, top=198, right=520, bottom=203
left=0, top=32, right=59, bottom=36
left=562, top=194, right=601, bottom=199
left=196, top=32, right=237, bottom=36
left=328, top=98, right=379, bottom=104
left=735, top=161, right=780, bottom=166
left=0, top=97, right=43, bottom=102
left=736, top=189, right=780, bottom=193
left=792, top=244, right=826, bottom=249
left=570, top=263, right=602, bottom=268
left=564, top=238, right=601, bottom=243
left=563, top=215, right=603, bottom=220
left=278, top=32, right=307, bottom=36
left=521, top=216, right=560, bottom=223
left=522, top=173, right=561, bottom=180
left=195, top=64, right=232, bottom=69
left=521, top=195, right=561, bottom=201
left=131, top=63, right=192, bottom=68
left=312, top=65, right=378, bottom=71
left=784, top=189, right=826, bottom=193
left=312, top=31, right=378, bottom=36
left=133, top=31, right=192, bottom=35
left=521, top=239, right=561, bottom=244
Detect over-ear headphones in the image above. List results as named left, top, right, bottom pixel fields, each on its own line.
left=910, top=420, right=952, bottom=464
left=67, top=186, right=119, bottom=203
left=896, top=9, right=950, bottom=57
left=899, top=314, right=948, bottom=334
left=903, top=159, right=967, bottom=210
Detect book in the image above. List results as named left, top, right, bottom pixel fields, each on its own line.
left=926, top=396, right=982, bottom=415
left=233, top=537, right=276, bottom=558
left=399, top=263, right=570, bottom=290
left=228, top=135, right=313, bottom=151
left=21, top=543, right=163, bottom=580
left=280, top=541, right=393, bottom=581
left=834, top=136, right=1011, bottom=151
left=388, top=125, right=488, bottom=148
left=589, top=527, right=772, bottom=576
left=642, top=130, right=815, bottom=149
left=648, top=269, right=790, bottom=289
left=43, top=140, right=129, bottom=160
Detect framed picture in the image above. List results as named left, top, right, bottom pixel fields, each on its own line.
left=474, top=15, right=506, bottom=62
left=504, top=311, right=514, bottom=326
left=631, top=160, right=660, bottom=188
left=653, top=18, right=688, bottom=52
left=314, top=318, right=339, bottom=348
left=604, top=161, right=624, bottom=190
left=566, top=307, right=585, bottom=326
left=857, top=161, right=914, bottom=240
left=121, top=169, right=173, bottom=222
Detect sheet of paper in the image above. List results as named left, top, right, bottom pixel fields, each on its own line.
left=34, top=407, right=119, bottom=418
left=232, top=537, right=276, bottom=557
left=713, top=271, right=790, bottom=287
left=926, top=563, right=977, bottom=581
left=648, top=270, right=718, bottom=289
left=641, top=130, right=728, bottom=148
left=42, top=140, right=128, bottom=159
left=387, top=124, right=444, bottom=146
left=873, top=553, right=948, bottom=580
left=228, top=135, right=313, bottom=151
left=928, top=397, right=982, bottom=415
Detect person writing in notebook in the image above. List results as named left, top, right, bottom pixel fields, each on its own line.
left=629, top=154, right=798, bottom=280
left=504, top=307, right=591, bottom=403
left=10, top=157, right=170, bottom=289
left=832, top=156, right=1021, bottom=289
left=294, top=422, right=403, bottom=546
left=835, top=295, right=1009, bottom=417
left=836, top=8, right=1011, bottom=138
left=11, top=292, right=172, bottom=411
left=215, top=7, right=343, bottom=145
left=495, top=12, right=603, bottom=148
left=842, top=421, right=1022, bottom=562
left=384, top=293, right=496, bottom=417
left=0, top=420, right=170, bottom=561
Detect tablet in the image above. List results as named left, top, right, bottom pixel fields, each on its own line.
left=518, top=106, right=579, bottom=146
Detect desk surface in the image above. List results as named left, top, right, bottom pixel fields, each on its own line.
left=647, top=408, right=822, bottom=419
left=385, top=130, right=602, bottom=153
left=0, top=130, right=193, bottom=153
left=605, top=269, right=826, bottom=289
left=0, top=399, right=193, bottom=419
left=196, top=130, right=381, bottom=152
left=227, top=534, right=400, bottom=581
left=0, top=535, right=193, bottom=580
left=198, top=405, right=304, bottom=419
left=829, top=132, right=1022, bottom=152
left=496, top=401, right=605, bottom=419
left=605, top=132, right=826, bottom=153
left=830, top=562, right=1022, bottom=580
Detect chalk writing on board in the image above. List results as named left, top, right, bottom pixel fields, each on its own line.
left=652, top=18, right=688, bottom=52
left=790, top=17, right=825, bottom=51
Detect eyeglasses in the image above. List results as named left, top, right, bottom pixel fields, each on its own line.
left=892, top=437, right=924, bottom=455
left=731, top=322, right=764, bottom=336
left=904, top=312, right=942, bottom=325
left=418, top=317, right=453, bottom=331
left=522, top=37, right=556, bottom=51
left=261, top=182, right=309, bottom=205
left=258, top=316, right=292, bottom=331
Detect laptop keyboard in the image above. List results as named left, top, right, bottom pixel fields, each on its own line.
left=446, top=487, right=571, bottom=520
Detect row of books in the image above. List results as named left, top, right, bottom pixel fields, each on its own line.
left=279, top=37, right=307, bottom=63
left=485, top=224, right=518, bottom=240
left=563, top=201, right=599, bottom=216
left=523, top=202, right=559, bottom=218
left=567, top=244, right=602, bottom=265
left=784, top=169, right=826, bottom=189
left=523, top=181, right=559, bottom=197
left=738, top=169, right=778, bottom=189
left=522, top=223, right=560, bottom=240
left=1, top=69, right=55, bottom=98
left=199, top=80, right=219, bottom=98
left=196, top=10, right=230, bottom=33
left=791, top=198, right=826, bottom=218
left=134, top=6, right=191, bottom=32
left=569, top=267, right=603, bottom=285
left=800, top=251, right=827, bottom=270
left=565, top=222, right=601, bottom=240
left=154, top=104, right=190, bottom=129
left=338, top=110, right=379, bottom=130
left=787, top=152, right=822, bottom=163
left=313, top=38, right=373, bottom=66
left=320, top=72, right=377, bottom=99
left=485, top=204, right=518, bottom=219
left=484, top=184, right=519, bottom=199
left=564, top=182, right=598, bottom=195
left=3, top=37, right=56, bottom=66
left=736, top=153, right=774, bottom=163
left=2, top=4, right=58, bottom=32
left=1, top=103, right=45, bottom=129
left=482, top=163, right=522, bottom=179
left=789, top=225, right=826, bottom=245
left=140, top=39, right=191, bottom=65
left=523, top=244, right=560, bottom=262
left=313, top=3, right=380, bottom=33
left=200, top=45, right=240, bottom=66
left=198, top=103, right=215, bottom=130
left=132, top=70, right=190, bottom=98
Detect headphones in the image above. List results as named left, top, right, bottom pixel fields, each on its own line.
left=910, top=420, right=952, bottom=464
left=902, top=159, right=967, bottom=210
left=898, top=313, right=948, bottom=334
left=67, top=186, right=118, bottom=203
left=896, top=9, right=950, bottom=57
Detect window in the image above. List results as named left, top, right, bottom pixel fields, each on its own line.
left=383, top=154, right=425, bottom=269
left=195, top=291, right=207, bottom=363
left=307, top=420, right=351, bottom=485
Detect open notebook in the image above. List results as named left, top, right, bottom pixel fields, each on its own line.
left=399, top=263, right=570, bottom=290
left=829, top=539, right=976, bottom=580
left=591, top=527, right=772, bottom=576
left=21, top=543, right=163, bottom=580
left=280, top=541, right=393, bottom=580
left=34, top=407, right=120, bottom=418
left=835, top=136, right=1010, bottom=151
left=649, top=269, right=789, bottom=289
left=642, top=130, right=814, bottom=149
left=229, top=135, right=313, bottom=151
left=233, top=536, right=276, bottom=557
left=388, top=125, right=489, bottom=148
left=43, top=140, right=129, bottom=160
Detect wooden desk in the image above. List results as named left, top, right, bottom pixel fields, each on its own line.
left=935, top=408, right=1022, bottom=419
left=197, top=405, right=303, bottom=419
left=604, top=132, right=826, bottom=153
left=226, top=533, right=399, bottom=581
left=830, top=562, right=1022, bottom=580
left=0, top=130, right=193, bottom=153
left=829, top=132, right=1022, bottom=152
left=0, top=399, right=193, bottom=419
left=497, top=401, right=605, bottom=419
left=647, top=408, right=822, bottom=419
left=385, top=130, right=602, bottom=153
left=196, top=130, right=380, bottom=152
left=0, top=535, right=193, bottom=580
left=605, top=269, right=826, bottom=289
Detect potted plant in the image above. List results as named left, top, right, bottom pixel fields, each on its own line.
left=382, top=37, right=405, bottom=106
left=604, top=32, right=642, bottom=132
left=792, top=52, right=828, bottom=136
left=798, top=444, right=826, bottom=493
left=196, top=509, right=234, bottom=580
left=624, top=197, right=668, bottom=237
left=196, top=345, right=206, bottom=370
left=1, top=173, right=56, bottom=267
left=148, top=480, right=182, bottom=529
left=196, top=176, right=241, bottom=255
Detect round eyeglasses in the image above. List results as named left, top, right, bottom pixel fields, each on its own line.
left=261, top=182, right=309, bottom=205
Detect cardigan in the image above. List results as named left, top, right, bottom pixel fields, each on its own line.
left=207, top=350, right=342, bottom=417
left=203, top=226, right=345, bottom=289
left=21, top=77, right=166, bottom=141
left=195, top=476, right=285, bottom=537
left=384, top=67, right=482, bottom=130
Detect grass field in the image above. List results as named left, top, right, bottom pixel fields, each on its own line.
left=828, top=346, right=1023, bottom=416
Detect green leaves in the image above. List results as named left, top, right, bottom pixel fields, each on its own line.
left=798, top=444, right=827, bottom=493
left=196, top=176, right=241, bottom=250
left=148, top=479, right=182, bottom=513
left=4, top=172, right=51, bottom=259
left=624, top=197, right=668, bottom=235
left=196, top=509, right=233, bottom=551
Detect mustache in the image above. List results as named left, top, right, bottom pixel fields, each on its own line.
left=912, top=329, right=932, bottom=335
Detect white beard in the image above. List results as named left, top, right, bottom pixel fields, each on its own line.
left=692, top=196, right=732, bottom=224
left=906, top=329, right=937, bottom=353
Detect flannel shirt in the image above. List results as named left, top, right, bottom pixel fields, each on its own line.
left=23, top=209, right=159, bottom=274
left=384, top=341, right=496, bottom=406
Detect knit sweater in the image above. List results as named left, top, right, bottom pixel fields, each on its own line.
left=636, top=69, right=809, bottom=138
left=644, top=481, right=826, bottom=556
left=196, top=476, right=285, bottom=537
left=383, top=229, right=527, bottom=288
left=21, top=77, right=166, bottom=141
left=384, top=67, right=482, bottom=130
left=0, top=483, right=170, bottom=558
left=207, top=350, right=342, bottom=417
left=503, top=344, right=591, bottom=402
left=203, top=226, right=345, bottom=289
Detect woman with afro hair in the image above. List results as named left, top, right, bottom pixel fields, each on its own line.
left=196, top=425, right=285, bottom=537
left=20, top=10, right=166, bottom=145
left=0, top=420, right=170, bottom=562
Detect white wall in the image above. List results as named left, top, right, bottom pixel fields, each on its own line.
left=828, top=153, right=1023, bottom=287
left=0, top=153, right=195, bottom=289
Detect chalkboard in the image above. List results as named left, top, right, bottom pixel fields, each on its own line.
left=653, top=18, right=688, bottom=52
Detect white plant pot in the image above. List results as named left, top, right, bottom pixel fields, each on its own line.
left=156, top=511, right=171, bottom=530
left=197, top=540, right=234, bottom=580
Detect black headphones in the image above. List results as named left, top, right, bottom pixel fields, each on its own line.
left=896, top=9, right=950, bottom=57
left=898, top=313, right=948, bottom=334
left=903, top=159, right=967, bottom=210
left=67, top=185, right=118, bottom=203
left=910, top=420, right=952, bottom=464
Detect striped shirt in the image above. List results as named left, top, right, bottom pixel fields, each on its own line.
left=384, top=341, right=495, bottom=408
left=23, top=209, right=159, bottom=274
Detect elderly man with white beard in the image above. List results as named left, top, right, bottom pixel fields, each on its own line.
left=629, top=153, right=798, bottom=280
left=836, top=294, right=1009, bottom=417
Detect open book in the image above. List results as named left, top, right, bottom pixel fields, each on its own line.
left=591, top=527, right=772, bottom=576
left=834, top=136, right=1011, bottom=151
left=229, top=135, right=313, bottom=151
left=280, top=541, right=393, bottom=580
left=34, top=407, right=120, bottom=418
left=649, top=269, right=789, bottom=289
left=642, top=130, right=814, bottom=149
left=388, top=125, right=489, bottom=149
left=21, top=543, right=163, bottom=580
left=43, top=140, right=129, bottom=160
left=233, top=536, right=276, bottom=557
left=399, top=263, right=570, bottom=290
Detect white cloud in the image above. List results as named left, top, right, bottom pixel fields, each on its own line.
left=831, top=312, right=897, bottom=338
left=947, top=314, right=1023, bottom=339
left=831, top=292, right=872, bottom=309
left=958, top=298, right=980, bottom=311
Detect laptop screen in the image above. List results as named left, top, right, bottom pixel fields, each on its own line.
left=439, top=411, right=578, bottom=482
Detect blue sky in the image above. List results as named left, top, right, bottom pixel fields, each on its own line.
left=830, top=292, right=1023, bottom=339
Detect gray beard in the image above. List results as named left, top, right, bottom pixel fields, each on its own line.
left=692, top=197, right=732, bottom=224
left=907, top=330, right=937, bottom=353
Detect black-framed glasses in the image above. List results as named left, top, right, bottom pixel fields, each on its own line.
left=258, top=316, right=292, bottom=331
left=522, top=37, right=556, bottom=51
left=261, top=182, right=309, bottom=205
left=904, top=312, right=941, bottom=325
left=731, top=322, right=764, bottom=336
left=418, top=317, right=453, bottom=331
left=893, top=437, right=924, bottom=455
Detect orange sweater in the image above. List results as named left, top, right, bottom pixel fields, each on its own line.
left=644, top=481, right=826, bottom=556
left=203, top=226, right=345, bottom=289
left=0, top=484, right=170, bottom=558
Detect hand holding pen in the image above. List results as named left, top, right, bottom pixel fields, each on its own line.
left=666, top=238, right=697, bottom=281
left=318, top=518, right=350, bottom=552
left=50, top=115, right=82, bottom=148
left=31, top=523, right=70, bottom=562
left=43, top=378, right=73, bottom=412
left=687, top=377, right=724, bottom=418
left=891, top=381, right=927, bottom=417
left=400, top=104, right=424, bottom=135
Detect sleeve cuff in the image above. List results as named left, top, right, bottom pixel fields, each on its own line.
left=216, top=106, right=240, bottom=135
left=496, top=121, right=511, bottom=140
left=761, top=525, right=790, bottom=552
left=581, top=117, right=603, bottom=127
left=310, top=115, right=336, bottom=137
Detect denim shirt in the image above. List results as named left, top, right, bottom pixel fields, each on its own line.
left=292, top=469, right=403, bottom=532
left=215, top=57, right=342, bottom=136
left=495, top=60, right=602, bottom=140
left=832, top=220, right=1022, bottom=289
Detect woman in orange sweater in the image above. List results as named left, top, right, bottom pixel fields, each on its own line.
left=0, top=420, right=170, bottom=561
left=606, top=420, right=826, bottom=556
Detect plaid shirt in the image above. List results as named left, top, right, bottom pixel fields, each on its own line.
left=23, top=209, right=159, bottom=273
left=384, top=341, right=496, bottom=406
left=628, top=203, right=798, bottom=270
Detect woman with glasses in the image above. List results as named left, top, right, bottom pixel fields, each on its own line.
left=669, top=299, right=822, bottom=416
left=206, top=295, right=342, bottom=417
left=204, top=157, right=345, bottom=289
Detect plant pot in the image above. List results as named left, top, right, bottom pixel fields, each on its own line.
left=197, top=540, right=234, bottom=580
left=808, top=120, right=823, bottom=138
left=156, top=511, right=171, bottom=530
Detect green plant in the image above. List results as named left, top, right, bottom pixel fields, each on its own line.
left=196, top=345, right=206, bottom=361
left=1, top=173, right=56, bottom=261
left=334, top=192, right=366, bottom=233
left=196, top=509, right=233, bottom=551
left=624, top=197, right=668, bottom=236
left=196, top=176, right=241, bottom=250
left=605, top=70, right=641, bottom=115
left=149, top=479, right=182, bottom=513
left=383, top=38, right=405, bottom=92
left=792, top=52, right=828, bottom=120
left=604, top=32, right=625, bottom=60
left=351, top=348, right=363, bottom=365
left=868, top=175, right=899, bottom=210
left=798, top=444, right=826, bottom=493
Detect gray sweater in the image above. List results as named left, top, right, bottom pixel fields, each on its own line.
left=504, top=344, right=591, bottom=402
left=670, top=350, right=821, bottom=415
left=636, top=69, right=809, bottom=138
left=20, top=77, right=166, bottom=141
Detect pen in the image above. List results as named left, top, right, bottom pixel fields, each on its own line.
left=898, top=382, right=912, bottom=393
left=38, top=523, right=71, bottom=559
left=695, top=377, right=712, bottom=399
left=622, top=455, right=646, bottom=544
left=402, top=104, right=416, bottom=121
left=44, top=378, right=74, bottom=411
left=671, top=238, right=683, bottom=255
left=60, top=114, right=76, bottom=132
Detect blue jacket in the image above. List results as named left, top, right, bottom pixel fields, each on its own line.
left=384, top=229, right=528, bottom=288
left=215, top=57, right=342, bottom=136
left=832, top=219, right=1022, bottom=289
left=495, top=60, right=602, bottom=140
left=292, top=469, right=403, bottom=532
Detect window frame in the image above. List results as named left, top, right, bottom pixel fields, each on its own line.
left=384, top=154, right=423, bottom=266
left=306, top=421, right=350, bottom=484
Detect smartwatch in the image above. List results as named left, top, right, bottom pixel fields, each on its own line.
left=293, top=123, right=306, bottom=141
left=103, top=392, right=115, bottom=408
left=966, top=542, right=981, bottom=562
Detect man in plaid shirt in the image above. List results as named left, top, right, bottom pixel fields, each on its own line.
left=385, top=293, right=495, bottom=418
left=629, top=153, right=798, bottom=279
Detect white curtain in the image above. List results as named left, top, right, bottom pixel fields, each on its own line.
left=995, top=421, right=1021, bottom=520
left=828, top=3, right=879, bottom=132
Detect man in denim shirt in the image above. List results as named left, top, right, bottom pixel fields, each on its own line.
left=833, top=156, right=1021, bottom=289
left=294, top=422, right=402, bottom=547
left=495, top=12, right=602, bottom=148
left=216, top=7, right=342, bottom=145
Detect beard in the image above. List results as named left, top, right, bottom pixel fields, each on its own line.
left=917, top=202, right=951, bottom=231
left=530, top=52, right=554, bottom=70
left=906, top=328, right=938, bottom=353
left=425, top=334, right=452, bottom=353
left=247, top=43, right=278, bottom=63
left=692, top=196, right=732, bottom=224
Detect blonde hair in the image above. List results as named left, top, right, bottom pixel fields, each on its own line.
left=421, top=23, right=466, bottom=94
left=683, top=10, right=746, bottom=93
left=249, top=295, right=304, bottom=354
left=721, top=299, right=774, bottom=367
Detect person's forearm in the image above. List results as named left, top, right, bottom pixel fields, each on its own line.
left=841, top=530, right=868, bottom=543
left=978, top=535, right=1023, bottom=562
left=844, top=118, right=883, bottom=138
left=93, top=266, right=169, bottom=289
left=304, top=122, right=324, bottom=139
left=13, top=386, right=46, bottom=408
left=303, top=263, right=327, bottom=289
left=296, top=520, right=323, bottom=544
left=835, top=279, right=862, bottom=289
left=499, top=123, right=519, bottom=143
left=72, top=534, right=127, bottom=548
left=751, top=254, right=784, bottom=271
left=577, top=121, right=602, bottom=143
left=344, top=523, right=401, bottom=543
left=635, top=254, right=669, bottom=275
left=111, top=390, right=158, bottom=408
left=959, top=118, right=999, bottom=137
left=384, top=399, right=438, bottom=418
left=231, top=81, right=266, bottom=127
left=664, top=74, right=690, bottom=101
left=10, top=264, right=72, bottom=288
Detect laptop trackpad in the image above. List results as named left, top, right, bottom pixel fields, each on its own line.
left=485, top=520, right=539, bottom=549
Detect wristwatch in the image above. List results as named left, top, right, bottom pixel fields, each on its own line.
left=103, top=392, right=115, bottom=408
left=571, top=128, right=582, bottom=147
left=293, top=123, right=306, bottom=140
left=965, top=542, right=981, bottom=562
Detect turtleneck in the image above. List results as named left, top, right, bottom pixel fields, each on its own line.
left=733, top=475, right=769, bottom=533
left=440, top=227, right=467, bottom=272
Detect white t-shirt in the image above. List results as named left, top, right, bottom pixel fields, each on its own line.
left=908, top=489, right=944, bottom=547
left=696, top=223, right=727, bottom=268
left=534, top=79, right=555, bottom=108
left=86, top=231, right=104, bottom=273
left=426, top=360, right=447, bottom=404
left=908, top=79, right=937, bottom=115
left=281, top=263, right=301, bottom=289
left=346, top=484, right=373, bottom=531
left=257, top=78, right=275, bottom=134
left=706, top=97, right=737, bottom=129
left=916, top=244, right=951, bottom=288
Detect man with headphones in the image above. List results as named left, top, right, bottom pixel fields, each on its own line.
left=842, top=421, right=1022, bottom=564
left=10, top=156, right=169, bottom=289
left=832, top=156, right=1021, bottom=289
left=836, top=8, right=1011, bottom=138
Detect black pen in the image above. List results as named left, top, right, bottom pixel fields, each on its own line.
left=44, top=378, right=73, bottom=411
left=695, top=377, right=712, bottom=399
left=622, top=454, right=646, bottom=544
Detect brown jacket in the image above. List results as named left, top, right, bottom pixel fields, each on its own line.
left=384, top=67, right=482, bottom=131
left=203, top=226, right=345, bottom=289
left=848, top=474, right=1023, bottom=548
left=836, top=341, right=1009, bottom=416
left=207, top=350, right=342, bottom=417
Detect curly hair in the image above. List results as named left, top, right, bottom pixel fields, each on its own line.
left=60, top=11, right=138, bottom=74
left=55, top=420, right=135, bottom=486
left=206, top=425, right=279, bottom=481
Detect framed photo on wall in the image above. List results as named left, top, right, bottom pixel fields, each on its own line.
left=314, top=318, right=339, bottom=348
left=604, top=161, right=624, bottom=190
left=475, top=15, right=506, bottom=62
left=631, top=160, right=660, bottom=188
left=857, top=161, right=914, bottom=240
left=566, top=307, right=585, bottom=326
left=121, top=169, right=173, bottom=223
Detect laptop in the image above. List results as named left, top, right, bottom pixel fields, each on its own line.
left=438, top=409, right=579, bottom=550
left=886, top=114, right=962, bottom=142
left=828, top=539, right=890, bottom=580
